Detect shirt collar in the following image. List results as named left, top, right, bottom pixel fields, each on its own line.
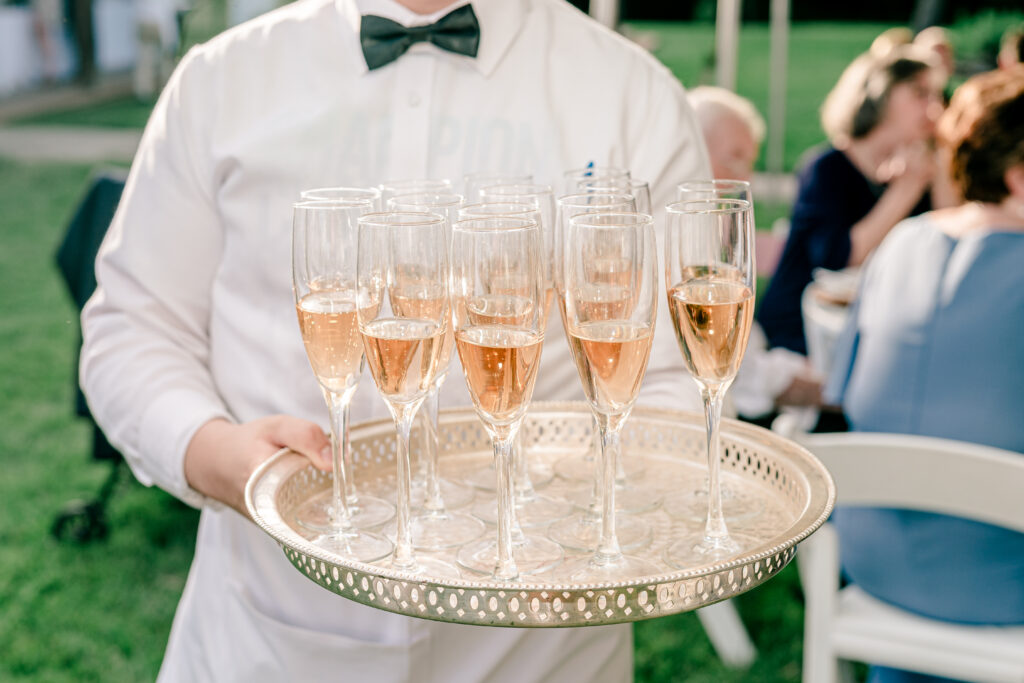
left=338, top=0, right=526, bottom=77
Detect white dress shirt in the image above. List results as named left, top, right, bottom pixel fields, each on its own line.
left=81, top=0, right=710, bottom=680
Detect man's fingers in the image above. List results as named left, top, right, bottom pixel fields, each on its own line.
left=265, top=416, right=331, bottom=470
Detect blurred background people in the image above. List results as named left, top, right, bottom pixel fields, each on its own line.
left=688, top=85, right=824, bottom=421
left=869, top=26, right=913, bottom=57
left=914, top=25, right=955, bottom=99
left=68, top=0, right=96, bottom=84
left=687, top=85, right=764, bottom=182
left=757, top=44, right=946, bottom=355
left=133, top=0, right=188, bottom=99
left=30, top=0, right=71, bottom=82
left=1000, top=24, right=1024, bottom=70
left=826, top=65, right=1024, bottom=683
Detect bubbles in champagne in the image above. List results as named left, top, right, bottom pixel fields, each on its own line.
left=669, top=279, right=753, bottom=385
left=455, top=326, right=543, bottom=427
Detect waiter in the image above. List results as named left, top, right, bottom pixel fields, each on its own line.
left=80, top=0, right=710, bottom=680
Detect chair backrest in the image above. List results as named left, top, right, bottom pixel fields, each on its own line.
left=795, top=432, right=1024, bottom=534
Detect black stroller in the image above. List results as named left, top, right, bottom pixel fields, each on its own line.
left=52, top=169, right=127, bottom=543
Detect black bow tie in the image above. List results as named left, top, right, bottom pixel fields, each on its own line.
left=360, top=4, right=480, bottom=71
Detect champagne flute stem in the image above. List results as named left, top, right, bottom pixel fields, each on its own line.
left=324, top=390, right=353, bottom=530
left=585, top=414, right=602, bottom=520
left=494, top=430, right=519, bottom=581
left=596, top=412, right=626, bottom=560
left=512, top=430, right=536, bottom=500
left=422, top=385, right=445, bottom=515
left=391, top=403, right=420, bottom=570
left=699, top=384, right=729, bottom=542
left=587, top=451, right=602, bottom=520
left=614, top=445, right=628, bottom=487
left=342, top=401, right=359, bottom=505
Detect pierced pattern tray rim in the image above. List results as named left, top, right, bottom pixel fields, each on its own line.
left=245, top=401, right=835, bottom=625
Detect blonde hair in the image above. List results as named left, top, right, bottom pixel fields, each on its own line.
left=820, top=44, right=937, bottom=146
left=870, top=27, right=913, bottom=57
left=914, top=26, right=951, bottom=52
left=687, top=86, right=766, bottom=146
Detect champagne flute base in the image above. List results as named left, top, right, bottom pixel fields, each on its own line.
left=308, top=529, right=394, bottom=563
left=552, top=451, right=647, bottom=482
left=382, top=511, right=486, bottom=551
left=456, top=534, right=564, bottom=577
left=563, top=552, right=660, bottom=582
left=390, top=554, right=463, bottom=579
left=295, top=491, right=394, bottom=533
left=546, top=512, right=652, bottom=553
left=564, top=482, right=662, bottom=515
left=663, top=529, right=762, bottom=569
left=469, top=494, right=573, bottom=528
left=460, top=461, right=554, bottom=491
left=391, top=477, right=477, bottom=511
left=344, top=493, right=397, bottom=528
left=663, top=485, right=765, bottom=524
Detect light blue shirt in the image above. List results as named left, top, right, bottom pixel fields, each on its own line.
left=828, top=215, right=1024, bottom=624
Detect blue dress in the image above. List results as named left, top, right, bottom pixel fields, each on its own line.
left=827, top=216, right=1024, bottom=681
left=758, top=146, right=929, bottom=354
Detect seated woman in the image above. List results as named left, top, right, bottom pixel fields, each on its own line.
left=827, top=66, right=1024, bottom=683
left=757, top=44, right=945, bottom=354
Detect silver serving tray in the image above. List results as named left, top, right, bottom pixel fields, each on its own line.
left=246, top=401, right=835, bottom=627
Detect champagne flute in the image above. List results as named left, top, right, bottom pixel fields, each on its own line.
left=546, top=192, right=659, bottom=550
left=454, top=200, right=573, bottom=527
left=382, top=193, right=485, bottom=548
left=676, top=179, right=751, bottom=203
left=579, top=179, right=653, bottom=215
left=302, top=186, right=382, bottom=211
left=664, top=198, right=758, bottom=566
left=670, top=179, right=764, bottom=525
left=458, top=201, right=538, bottom=220
left=379, top=179, right=452, bottom=205
left=299, top=188, right=395, bottom=529
left=560, top=211, right=660, bottom=579
left=463, top=185, right=571, bottom=524
left=450, top=216, right=561, bottom=580
left=462, top=173, right=533, bottom=202
left=562, top=165, right=631, bottom=195
left=291, top=200, right=393, bottom=560
left=549, top=193, right=649, bottom=491
left=465, top=187, right=555, bottom=464
left=356, top=211, right=459, bottom=577
left=477, top=183, right=556, bottom=326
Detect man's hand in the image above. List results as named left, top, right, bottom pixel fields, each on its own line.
left=184, top=416, right=331, bottom=517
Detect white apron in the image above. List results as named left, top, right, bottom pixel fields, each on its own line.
left=157, top=507, right=632, bottom=682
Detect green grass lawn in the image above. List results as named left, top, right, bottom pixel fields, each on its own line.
left=9, top=98, right=156, bottom=129
left=0, top=157, right=809, bottom=679
left=634, top=21, right=892, bottom=172
left=0, top=159, right=200, bottom=680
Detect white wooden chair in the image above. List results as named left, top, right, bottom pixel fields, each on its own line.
left=786, top=431, right=1024, bottom=683
left=696, top=600, right=757, bottom=669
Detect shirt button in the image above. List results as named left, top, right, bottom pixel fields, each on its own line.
left=408, top=93, right=421, bottom=107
